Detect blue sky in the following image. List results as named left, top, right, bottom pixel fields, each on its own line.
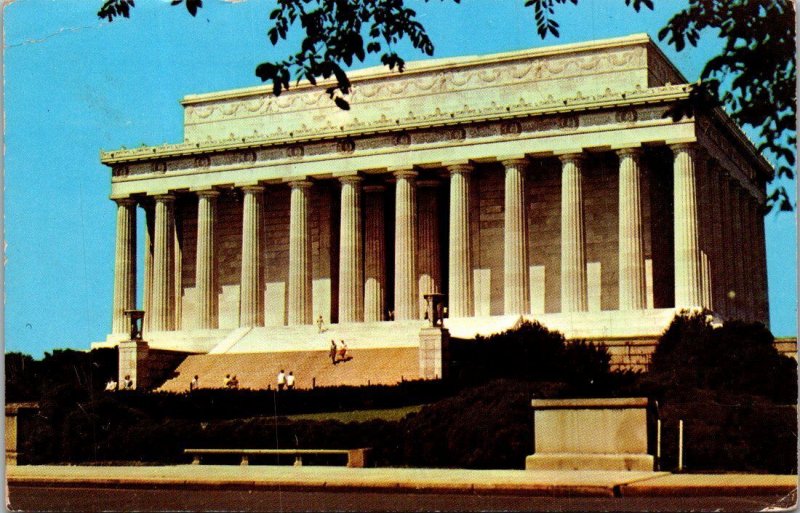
left=4, top=0, right=796, bottom=357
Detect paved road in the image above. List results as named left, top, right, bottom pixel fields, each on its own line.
left=8, top=485, right=797, bottom=512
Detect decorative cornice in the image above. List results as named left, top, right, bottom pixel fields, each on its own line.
left=101, top=85, right=691, bottom=166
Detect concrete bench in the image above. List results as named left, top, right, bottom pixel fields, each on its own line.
left=184, top=448, right=371, bottom=468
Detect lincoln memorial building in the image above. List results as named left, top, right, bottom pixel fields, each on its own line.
left=98, top=34, right=771, bottom=388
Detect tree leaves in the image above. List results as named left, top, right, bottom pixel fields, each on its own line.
left=250, top=0, right=458, bottom=106
left=659, top=0, right=796, bottom=212
left=97, top=0, right=135, bottom=22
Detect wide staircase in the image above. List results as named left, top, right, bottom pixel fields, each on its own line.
left=158, top=347, right=419, bottom=392
left=158, top=320, right=427, bottom=392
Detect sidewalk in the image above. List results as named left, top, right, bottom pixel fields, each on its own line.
left=7, top=465, right=797, bottom=498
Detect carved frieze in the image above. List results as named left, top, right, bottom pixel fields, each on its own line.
left=182, top=46, right=647, bottom=126
left=287, top=145, right=305, bottom=159
left=338, top=139, right=356, bottom=154
left=615, top=109, right=638, bottom=123
left=109, top=100, right=694, bottom=181
left=500, top=121, right=522, bottom=136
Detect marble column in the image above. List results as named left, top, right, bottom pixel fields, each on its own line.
left=672, top=144, right=703, bottom=307
left=195, top=190, right=219, bottom=329
left=740, top=188, right=758, bottom=321
left=112, top=198, right=137, bottom=334
left=394, top=169, right=418, bottom=320
left=338, top=175, right=364, bottom=323
left=719, top=173, right=736, bottom=318
left=617, top=148, right=647, bottom=311
left=142, top=204, right=154, bottom=333
left=728, top=181, right=745, bottom=319
left=753, top=199, right=769, bottom=325
left=560, top=154, right=588, bottom=313
left=448, top=164, right=474, bottom=318
left=364, top=185, right=386, bottom=322
left=708, top=161, right=726, bottom=315
left=173, top=206, right=183, bottom=330
left=152, top=194, right=176, bottom=331
left=288, top=180, right=313, bottom=325
left=239, top=185, right=265, bottom=327
left=417, top=180, right=441, bottom=319
left=503, top=158, right=530, bottom=315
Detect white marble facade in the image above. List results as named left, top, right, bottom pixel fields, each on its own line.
left=104, top=34, right=771, bottom=348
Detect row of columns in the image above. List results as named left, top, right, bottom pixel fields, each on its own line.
left=111, top=143, right=763, bottom=333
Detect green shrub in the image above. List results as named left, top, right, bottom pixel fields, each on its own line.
left=449, top=321, right=613, bottom=388
left=651, top=313, right=797, bottom=404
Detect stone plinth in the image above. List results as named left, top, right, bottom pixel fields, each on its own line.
left=418, top=326, right=450, bottom=380
left=526, top=397, right=654, bottom=471
left=6, top=402, right=39, bottom=465
left=118, top=340, right=152, bottom=390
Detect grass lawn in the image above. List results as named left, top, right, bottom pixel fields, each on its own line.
left=286, top=405, right=424, bottom=422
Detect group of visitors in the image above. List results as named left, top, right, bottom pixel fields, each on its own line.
left=329, top=340, right=349, bottom=364
left=222, top=374, right=240, bottom=389
left=105, top=375, right=134, bottom=391
left=276, top=369, right=296, bottom=390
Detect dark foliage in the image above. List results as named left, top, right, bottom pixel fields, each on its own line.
left=9, top=315, right=796, bottom=472
left=6, top=348, right=118, bottom=403
left=656, top=389, right=797, bottom=474
left=401, top=380, right=565, bottom=468
left=450, top=321, right=615, bottom=393
left=650, top=312, right=797, bottom=404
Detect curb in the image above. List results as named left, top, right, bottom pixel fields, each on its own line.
left=8, top=475, right=619, bottom=497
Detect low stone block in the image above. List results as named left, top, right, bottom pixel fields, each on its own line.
left=527, top=397, right=655, bottom=471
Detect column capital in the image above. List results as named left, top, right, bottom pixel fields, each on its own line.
left=363, top=184, right=387, bottom=193
left=392, top=169, right=418, bottom=180
left=446, top=163, right=473, bottom=176
left=240, top=185, right=265, bottom=194
left=616, top=147, right=643, bottom=158
left=153, top=194, right=176, bottom=203
left=558, top=152, right=585, bottom=165
left=500, top=157, right=528, bottom=169
left=339, top=174, right=364, bottom=186
left=196, top=189, right=221, bottom=199
left=670, top=142, right=697, bottom=155
left=288, top=179, right=314, bottom=190
left=114, top=197, right=138, bottom=207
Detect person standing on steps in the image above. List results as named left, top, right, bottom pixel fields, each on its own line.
left=329, top=340, right=338, bottom=365
left=317, top=315, right=325, bottom=333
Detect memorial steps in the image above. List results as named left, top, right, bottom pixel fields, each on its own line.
left=157, top=346, right=419, bottom=392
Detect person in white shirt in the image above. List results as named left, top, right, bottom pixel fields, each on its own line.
left=286, top=371, right=295, bottom=390
left=277, top=369, right=286, bottom=390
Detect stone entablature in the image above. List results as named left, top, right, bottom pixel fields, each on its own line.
left=175, top=34, right=683, bottom=144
